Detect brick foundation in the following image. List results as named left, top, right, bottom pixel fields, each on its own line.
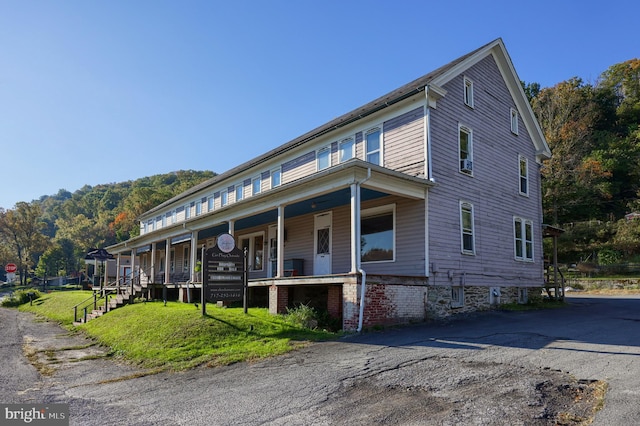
left=268, top=285, right=289, bottom=314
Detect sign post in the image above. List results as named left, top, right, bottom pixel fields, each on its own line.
left=202, top=234, right=248, bottom=316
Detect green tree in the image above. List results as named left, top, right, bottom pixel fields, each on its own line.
left=0, top=203, right=49, bottom=285
left=531, top=78, right=614, bottom=224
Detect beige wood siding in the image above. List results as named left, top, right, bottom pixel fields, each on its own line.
left=282, top=151, right=316, bottom=184
left=383, top=107, right=426, bottom=177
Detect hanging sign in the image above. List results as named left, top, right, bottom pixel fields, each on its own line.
left=203, top=234, right=246, bottom=302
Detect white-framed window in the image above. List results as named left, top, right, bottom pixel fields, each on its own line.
left=207, top=196, right=214, bottom=212
left=510, top=108, right=519, bottom=135
left=252, top=176, right=261, bottom=196
left=185, top=204, right=191, bottom=219
left=172, top=210, right=177, bottom=224
left=142, top=222, right=148, bottom=234
left=271, top=167, right=281, bottom=188
left=514, top=217, right=534, bottom=262
left=519, top=155, right=529, bottom=196
left=460, top=201, right=475, bottom=255
left=464, top=76, right=474, bottom=108
left=459, top=124, right=473, bottom=175
left=365, top=127, right=382, bottom=165
left=148, top=219, right=154, bottom=231
left=239, top=232, right=265, bottom=271
left=451, top=286, right=464, bottom=308
left=361, top=204, right=395, bottom=263
left=195, top=200, right=202, bottom=216
left=317, top=146, right=331, bottom=170
left=221, top=190, right=228, bottom=207
left=162, top=214, right=167, bottom=228
left=339, top=137, right=354, bottom=162
left=235, top=183, right=244, bottom=202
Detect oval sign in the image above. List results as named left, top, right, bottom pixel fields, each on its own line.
left=5, top=263, right=17, bottom=273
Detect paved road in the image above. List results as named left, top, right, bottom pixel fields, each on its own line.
left=1, top=295, right=639, bottom=425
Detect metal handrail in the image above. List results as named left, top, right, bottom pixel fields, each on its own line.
left=72, top=267, right=151, bottom=323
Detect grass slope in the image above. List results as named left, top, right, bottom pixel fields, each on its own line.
left=18, top=291, right=337, bottom=370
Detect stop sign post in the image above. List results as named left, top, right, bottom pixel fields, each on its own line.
left=5, top=263, right=17, bottom=273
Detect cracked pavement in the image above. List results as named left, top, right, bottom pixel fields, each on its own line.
left=1, top=294, right=639, bottom=425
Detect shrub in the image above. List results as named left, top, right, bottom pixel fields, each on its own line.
left=285, top=304, right=342, bottom=331
left=1, top=289, right=42, bottom=307
left=285, top=303, right=318, bottom=329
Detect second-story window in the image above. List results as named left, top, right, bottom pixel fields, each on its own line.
left=235, top=183, right=244, bottom=202
left=221, top=191, right=228, bottom=207
left=339, top=138, right=354, bottom=162
left=365, top=128, right=381, bottom=165
left=459, top=124, right=473, bottom=175
left=317, top=147, right=330, bottom=170
left=271, top=168, right=281, bottom=188
left=195, top=201, right=202, bottom=216
left=207, top=197, right=214, bottom=212
left=252, top=177, right=261, bottom=196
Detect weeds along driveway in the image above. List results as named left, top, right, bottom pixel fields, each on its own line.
left=2, top=295, right=640, bottom=425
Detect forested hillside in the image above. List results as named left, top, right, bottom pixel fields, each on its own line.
left=526, top=59, right=640, bottom=264
left=0, top=170, right=214, bottom=284
left=1, top=58, right=639, bottom=284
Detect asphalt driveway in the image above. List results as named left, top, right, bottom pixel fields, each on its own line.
left=2, top=294, right=639, bottom=425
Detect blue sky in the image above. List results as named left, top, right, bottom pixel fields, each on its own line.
left=1, top=0, right=638, bottom=210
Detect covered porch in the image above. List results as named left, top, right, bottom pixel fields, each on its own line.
left=107, top=160, right=432, bottom=329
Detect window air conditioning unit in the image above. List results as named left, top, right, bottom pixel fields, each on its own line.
left=461, top=159, right=473, bottom=172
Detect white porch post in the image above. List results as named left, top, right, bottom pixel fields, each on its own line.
left=130, top=249, right=136, bottom=292
left=277, top=205, right=285, bottom=278
left=164, top=238, right=171, bottom=284
left=189, top=233, right=198, bottom=282
left=150, top=242, right=157, bottom=283
left=350, top=183, right=361, bottom=273
left=116, top=253, right=121, bottom=286
left=103, top=259, right=108, bottom=289
left=424, top=190, right=430, bottom=277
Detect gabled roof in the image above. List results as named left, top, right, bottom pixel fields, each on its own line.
left=144, top=38, right=550, bottom=218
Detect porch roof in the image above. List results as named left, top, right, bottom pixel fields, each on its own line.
left=108, top=160, right=433, bottom=253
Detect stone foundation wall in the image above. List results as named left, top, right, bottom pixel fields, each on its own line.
left=342, top=274, right=543, bottom=330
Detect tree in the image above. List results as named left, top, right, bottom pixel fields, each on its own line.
left=35, top=243, right=67, bottom=282
left=531, top=78, right=613, bottom=224
left=0, top=203, right=49, bottom=285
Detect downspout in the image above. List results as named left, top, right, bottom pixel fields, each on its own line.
left=356, top=168, right=372, bottom=333
left=424, top=86, right=433, bottom=279
left=425, top=85, right=435, bottom=183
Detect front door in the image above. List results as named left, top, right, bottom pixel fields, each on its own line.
left=314, top=212, right=332, bottom=275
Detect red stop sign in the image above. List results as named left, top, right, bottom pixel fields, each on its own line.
left=5, top=263, right=17, bottom=273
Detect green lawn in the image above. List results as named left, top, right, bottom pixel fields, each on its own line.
left=17, top=291, right=338, bottom=370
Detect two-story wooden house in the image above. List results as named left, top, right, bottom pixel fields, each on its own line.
left=106, top=38, right=551, bottom=331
